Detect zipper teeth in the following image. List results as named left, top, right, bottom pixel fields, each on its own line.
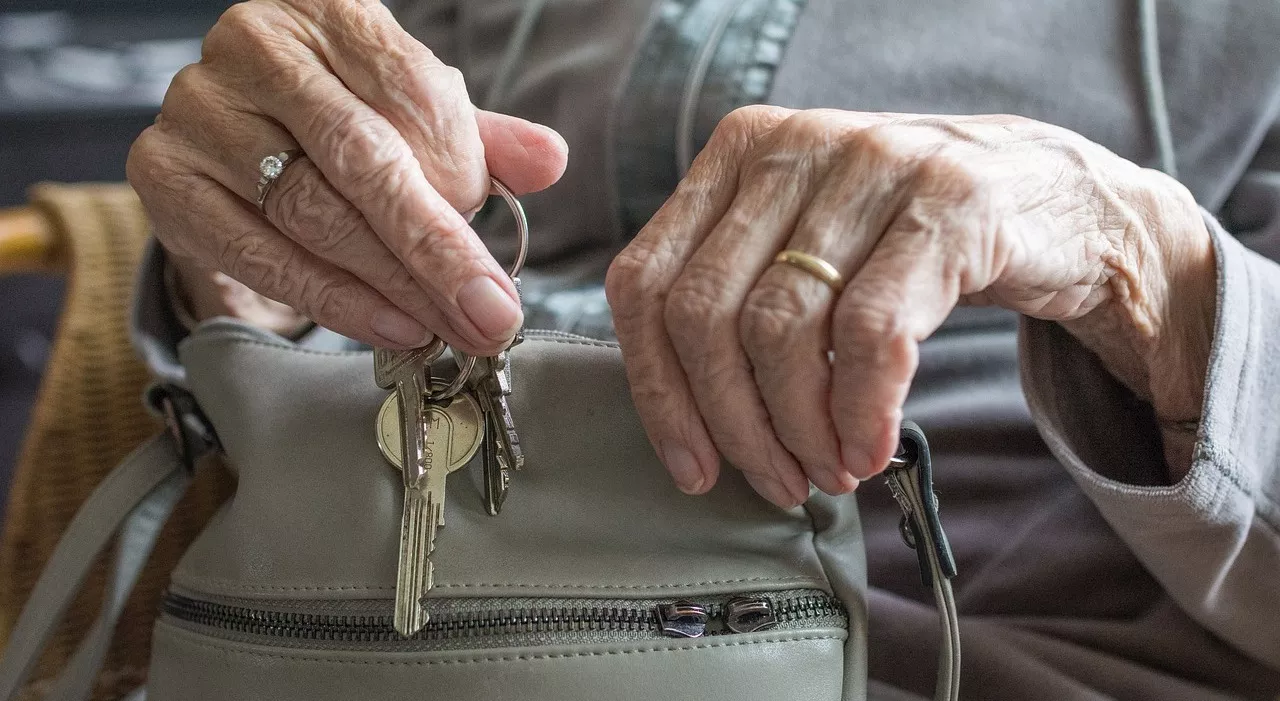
left=161, top=592, right=844, bottom=643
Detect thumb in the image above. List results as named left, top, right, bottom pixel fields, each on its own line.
left=476, top=111, right=569, bottom=195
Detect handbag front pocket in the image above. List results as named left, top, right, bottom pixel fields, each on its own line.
left=150, top=589, right=850, bottom=701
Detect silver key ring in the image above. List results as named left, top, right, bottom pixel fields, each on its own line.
left=434, top=353, right=477, bottom=400
left=489, top=177, right=529, bottom=279
left=431, top=178, right=525, bottom=401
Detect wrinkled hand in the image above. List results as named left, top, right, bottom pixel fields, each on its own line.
left=129, top=0, right=568, bottom=354
left=607, top=106, right=1214, bottom=506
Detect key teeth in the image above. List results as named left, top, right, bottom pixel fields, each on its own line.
left=394, top=489, right=434, bottom=637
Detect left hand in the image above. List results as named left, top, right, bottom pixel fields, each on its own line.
left=606, top=106, right=1216, bottom=507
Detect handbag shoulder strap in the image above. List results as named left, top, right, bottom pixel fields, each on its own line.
left=885, top=422, right=961, bottom=701
left=0, top=383, right=215, bottom=701
left=0, top=416, right=959, bottom=701
left=0, top=435, right=190, bottom=701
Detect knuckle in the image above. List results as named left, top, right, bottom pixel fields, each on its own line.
left=296, top=274, right=350, bottom=325
left=398, top=211, right=473, bottom=278
left=423, top=63, right=467, bottom=95
left=722, top=104, right=790, bottom=133
left=268, top=167, right=365, bottom=257
left=125, top=128, right=168, bottom=196
left=663, top=270, right=728, bottom=347
left=775, top=110, right=832, bottom=142
left=216, top=226, right=279, bottom=294
left=913, top=148, right=984, bottom=199
left=837, top=122, right=906, bottom=166
left=373, top=264, right=419, bottom=297
left=204, top=2, right=261, bottom=58
left=739, top=281, right=810, bottom=363
left=706, top=105, right=791, bottom=153
left=205, top=2, right=303, bottom=80
left=326, top=123, right=412, bottom=202
left=313, top=205, right=369, bottom=257
left=162, top=63, right=202, bottom=103
left=833, top=299, right=906, bottom=347
left=159, top=64, right=229, bottom=129
left=267, top=165, right=320, bottom=232
left=604, top=245, right=658, bottom=321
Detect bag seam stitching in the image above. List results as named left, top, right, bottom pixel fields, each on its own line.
left=157, top=627, right=845, bottom=666
left=170, top=575, right=823, bottom=593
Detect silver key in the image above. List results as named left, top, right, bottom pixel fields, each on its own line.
left=373, top=344, right=443, bottom=636
left=479, top=413, right=511, bottom=516
left=485, top=352, right=523, bottom=471
left=474, top=352, right=523, bottom=515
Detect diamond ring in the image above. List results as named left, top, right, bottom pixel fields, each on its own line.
left=255, top=149, right=303, bottom=212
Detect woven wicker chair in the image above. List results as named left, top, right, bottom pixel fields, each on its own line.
left=0, top=184, right=233, bottom=701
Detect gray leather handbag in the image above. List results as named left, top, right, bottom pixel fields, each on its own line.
left=0, top=320, right=959, bottom=701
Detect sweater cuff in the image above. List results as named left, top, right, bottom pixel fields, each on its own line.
left=1018, top=209, right=1280, bottom=667
left=1019, top=209, right=1279, bottom=501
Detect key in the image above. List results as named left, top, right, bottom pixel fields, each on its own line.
left=374, top=350, right=485, bottom=635
left=473, top=352, right=523, bottom=515
left=395, top=390, right=484, bottom=634
left=480, top=415, right=511, bottom=517
left=484, top=352, right=524, bottom=471
left=373, top=343, right=443, bottom=636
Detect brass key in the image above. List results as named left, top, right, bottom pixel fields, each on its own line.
left=375, top=364, right=484, bottom=635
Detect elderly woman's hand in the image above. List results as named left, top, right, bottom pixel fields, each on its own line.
left=607, top=106, right=1217, bottom=506
left=128, top=0, right=568, bottom=354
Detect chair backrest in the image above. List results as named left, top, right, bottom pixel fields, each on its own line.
left=0, top=204, right=59, bottom=275
left=0, top=183, right=233, bottom=701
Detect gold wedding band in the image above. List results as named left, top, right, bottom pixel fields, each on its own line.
left=773, top=250, right=844, bottom=293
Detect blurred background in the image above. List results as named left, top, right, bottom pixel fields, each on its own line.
left=0, top=0, right=232, bottom=516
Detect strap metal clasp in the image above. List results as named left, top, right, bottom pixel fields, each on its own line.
left=883, top=421, right=957, bottom=587
left=146, top=383, right=220, bottom=471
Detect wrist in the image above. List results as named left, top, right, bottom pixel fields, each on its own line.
left=1061, top=171, right=1216, bottom=478
left=1128, top=172, right=1216, bottom=423
left=164, top=253, right=313, bottom=339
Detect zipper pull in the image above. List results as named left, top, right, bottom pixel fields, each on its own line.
left=656, top=602, right=708, bottom=638
left=723, top=596, right=778, bottom=634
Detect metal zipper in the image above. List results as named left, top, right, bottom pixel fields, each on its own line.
left=160, top=589, right=845, bottom=649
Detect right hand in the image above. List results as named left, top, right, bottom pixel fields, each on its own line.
left=128, top=0, right=568, bottom=353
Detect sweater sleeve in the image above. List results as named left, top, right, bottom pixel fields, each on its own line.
left=1019, top=211, right=1280, bottom=670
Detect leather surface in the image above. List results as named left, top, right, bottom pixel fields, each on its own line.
left=151, top=321, right=868, bottom=700
left=173, top=322, right=848, bottom=600
left=150, top=618, right=846, bottom=701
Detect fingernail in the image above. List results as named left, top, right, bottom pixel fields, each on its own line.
left=744, top=472, right=798, bottom=508
left=784, top=479, right=811, bottom=506
left=841, top=443, right=871, bottom=479
left=832, top=469, right=860, bottom=493
left=458, top=276, right=523, bottom=341
left=371, top=308, right=434, bottom=347
left=661, top=441, right=705, bottom=494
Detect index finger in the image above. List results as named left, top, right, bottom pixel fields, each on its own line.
left=266, top=81, right=522, bottom=349
left=204, top=5, right=521, bottom=350
left=607, top=106, right=797, bottom=504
